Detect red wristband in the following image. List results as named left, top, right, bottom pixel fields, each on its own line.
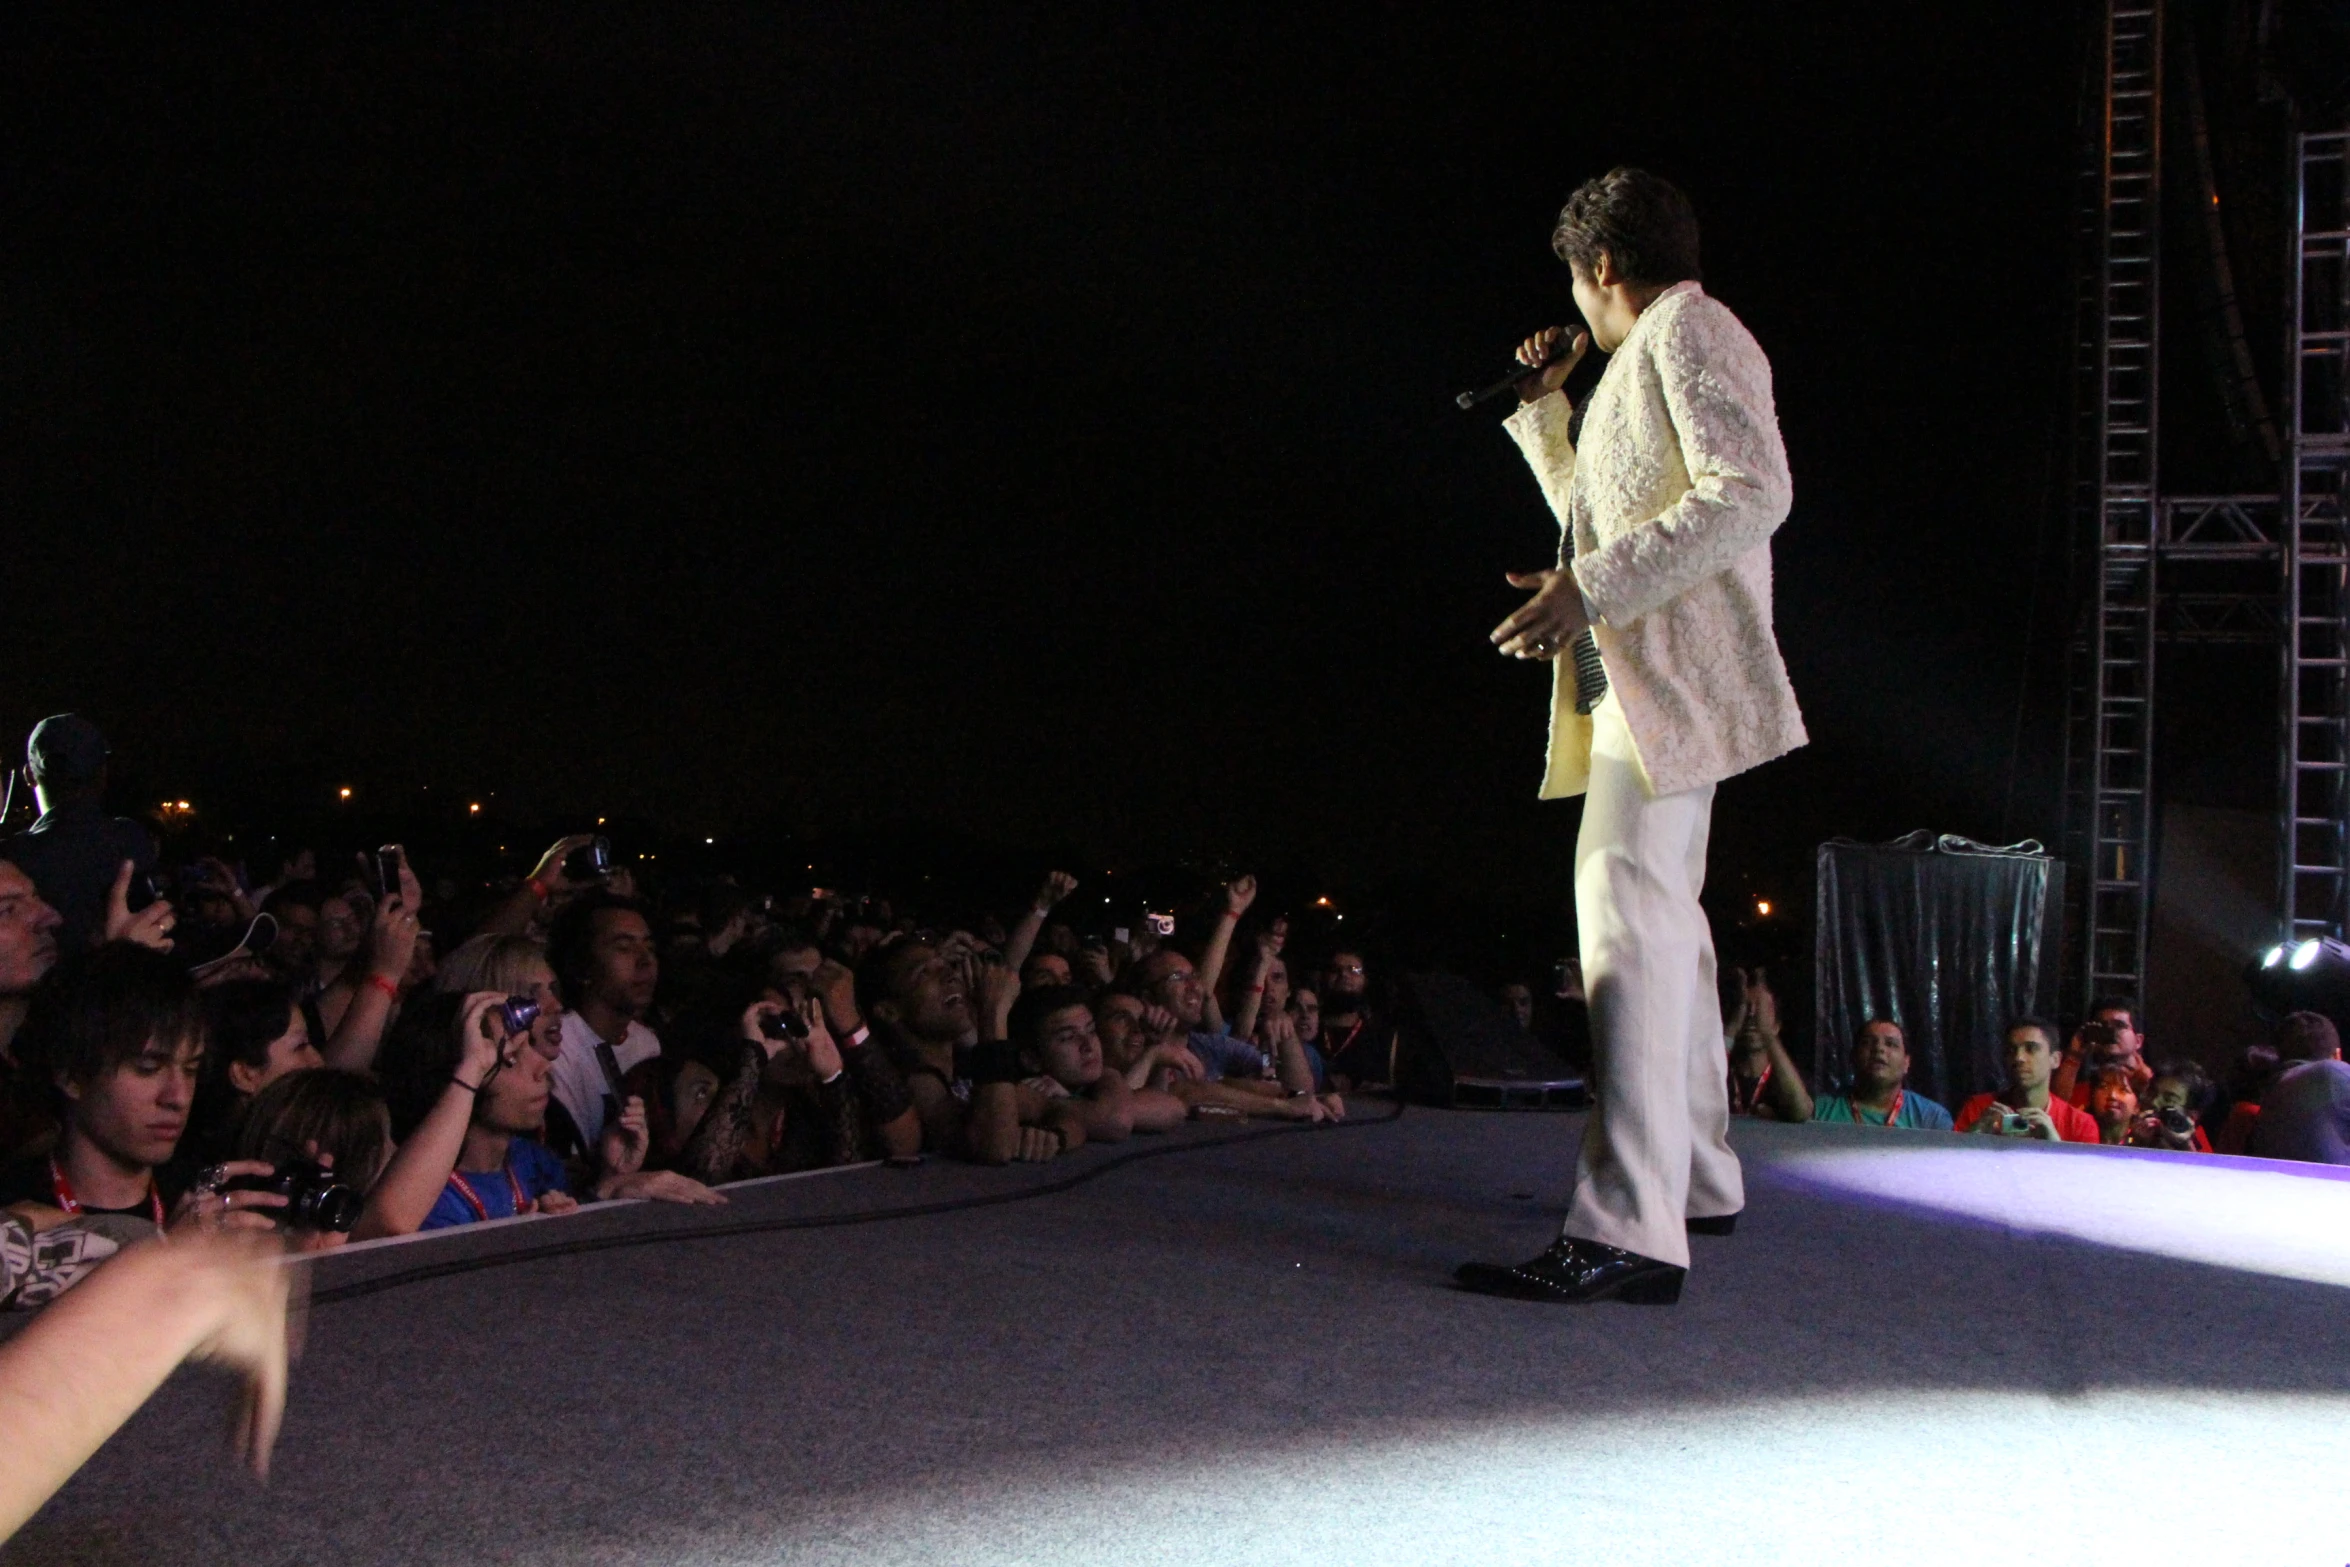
left=366, top=974, right=400, bottom=1000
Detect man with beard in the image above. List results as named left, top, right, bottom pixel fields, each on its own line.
left=1320, top=949, right=1397, bottom=1091
left=1808, top=1020, right=1949, bottom=1129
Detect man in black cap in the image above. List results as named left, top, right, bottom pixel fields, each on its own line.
left=2, top=714, right=157, bottom=955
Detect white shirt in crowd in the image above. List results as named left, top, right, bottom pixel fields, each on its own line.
left=551, top=1010, right=662, bottom=1149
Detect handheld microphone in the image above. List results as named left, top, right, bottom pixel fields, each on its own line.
left=1454, top=330, right=1586, bottom=411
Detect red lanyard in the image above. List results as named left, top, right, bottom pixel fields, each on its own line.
left=1327, top=1019, right=1364, bottom=1059
left=444, top=1156, right=528, bottom=1221
left=1862, top=1089, right=1904, bottom=1127
left=48, top=1155, right=167, bottom=1228
left=1730, top=1062, right=1772, bottom=1114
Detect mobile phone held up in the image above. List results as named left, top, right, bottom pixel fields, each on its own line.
left=566, top=835, right=615, bottom=883
left=376, top=845, right=403, bottom=904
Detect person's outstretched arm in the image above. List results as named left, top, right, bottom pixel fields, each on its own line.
left=354, top=994, right=510, bottom=1239
left=1745, top=973, right=1813, bottom=1123
left=320, top=866, right=422, bottom=1073
left=1196, top=877, right=1257, bottom=1034
left=0, top=1232, right=293, bottom=1541
left=478, top=836, right=598, bottom=938
left=1002, top=872, right=1076, bottom=977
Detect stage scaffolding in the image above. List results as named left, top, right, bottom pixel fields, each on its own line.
left=2060, top=0, right=2344, bottom=1012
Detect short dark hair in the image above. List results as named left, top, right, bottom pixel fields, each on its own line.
left=2006, top=1016, right=2061, bottom=1051
left=262, top=879, right=327, bottom=920
left=854, top=934, right=925, bottom=1018
left=233, top=1068, right=394, bottom=1189
left=1853, top=1016, right=1906, bottom=1050
left=1008, top=985, right=1095, bottom=1061
left=201, top=979, right=299, bottom=1080
left=2148, top=1058, right=2215, bottom=1113
left=376, top=989, right=473, bottom=1139
left=546, top=890, right=653, bottom=1001
left=2087, top=997, right=2141, bottom=1034
left=2276, top=1009, right=2342, bottom=1062
left=1551, top=167, right=1702, bottom=287
left=20, top=943, right=205, bottom=1091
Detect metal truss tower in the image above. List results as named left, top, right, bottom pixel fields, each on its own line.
left=2281, top=132, right=2350, bottom=943
left=2076, top=0, right=2165, bottom=1012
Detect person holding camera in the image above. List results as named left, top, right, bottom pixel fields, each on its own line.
left=1952, top=1019, right=2102, bottom=1143
left=0, top=945, right=291, bottom=1246
left=2125, top=1061, right=2215, bottom=1152
left=2048, top=999, right=2154, bottom=1112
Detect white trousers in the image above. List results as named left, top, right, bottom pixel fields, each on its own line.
left=1561, top=693, right=1742, bottom=1270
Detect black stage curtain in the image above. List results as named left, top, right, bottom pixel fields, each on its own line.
left=1812, top=832, right=2064, bottom=1110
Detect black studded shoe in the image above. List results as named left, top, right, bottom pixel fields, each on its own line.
left=1452, top=1236, right=1686, bottom=1305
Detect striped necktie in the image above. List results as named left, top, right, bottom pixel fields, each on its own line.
left=1563, top=398, right=1608, bottom=715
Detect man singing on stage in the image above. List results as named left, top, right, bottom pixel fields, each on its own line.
left=1455, top=167, right=1804, bottom=1306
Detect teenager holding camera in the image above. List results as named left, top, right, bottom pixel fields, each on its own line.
left=1952, top=1019, right=2101, bottom=1143
left=0, top=945, right=289, bottom=1242
left=2127, top=1062, right=2215, bottom=1152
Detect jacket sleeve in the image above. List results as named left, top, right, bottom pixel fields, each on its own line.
left=1569, top=302, right=1791, bottom=625
left=1501, top=390, right=1577, bottom=530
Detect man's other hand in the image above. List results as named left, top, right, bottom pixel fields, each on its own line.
left=1493, top=568, right=1593, bottom=661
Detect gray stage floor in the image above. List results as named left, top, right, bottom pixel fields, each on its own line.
left=7, top=1104, right=2350, bottom=1566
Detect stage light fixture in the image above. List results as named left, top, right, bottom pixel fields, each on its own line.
left=2245, top=934, right=2350, bottom=1028
left=337, top=786, right=352, bottom=800
left=1755, top=899, right=1773, bottom=917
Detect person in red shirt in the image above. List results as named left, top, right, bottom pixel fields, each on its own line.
left=2126, top=1059, right=2216, bottom=1152
left=1953, top=1018, right=2103, bottom=1143
left=2048, top=998, right=2154, bottom=1111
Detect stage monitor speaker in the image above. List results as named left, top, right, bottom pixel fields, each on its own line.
left=1392, top=971, right=1586, bottom=1110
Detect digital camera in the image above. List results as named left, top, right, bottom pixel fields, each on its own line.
left=496, top=995, right=542, bottom=1038
left=759, top=1009, right=810, bottom=1042
left=223, top=1159, right=362, bottom=1234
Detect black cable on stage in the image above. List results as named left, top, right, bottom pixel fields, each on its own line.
left=309, top=1098, right=1408, bottom=1307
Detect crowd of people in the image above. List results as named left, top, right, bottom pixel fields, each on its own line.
left=0, top=717, right=1419, bottom=1307
left=1716, top=963, right=2349, bottom=1162
left=2, top=708, right=2346, bottom=1318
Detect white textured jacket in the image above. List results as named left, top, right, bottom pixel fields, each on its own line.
left=1503, top=280, right=1806, bottom=799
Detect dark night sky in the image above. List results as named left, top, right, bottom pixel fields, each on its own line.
left=0, top=4, right=2091, bottom=909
